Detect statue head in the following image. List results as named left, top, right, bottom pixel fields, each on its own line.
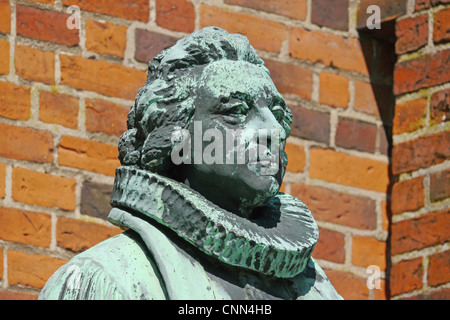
left=119, top=27, right=292, bottom=218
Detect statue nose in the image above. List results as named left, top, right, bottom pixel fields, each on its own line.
left=244, top=108, right=285, bottom=160
left=253, top=107, right=286, bottom=142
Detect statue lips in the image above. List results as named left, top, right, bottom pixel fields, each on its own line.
left=243, top=141, right=281, bottom=177
left=246, top=154, right=277, bottom=174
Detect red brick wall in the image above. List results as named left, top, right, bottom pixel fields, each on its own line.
left=0, top=0, right=447, bottom=300
left=389, top=0, right=450, bottom=300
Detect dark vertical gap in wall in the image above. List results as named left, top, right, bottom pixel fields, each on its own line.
left=358, top=19, right=396, bottom=300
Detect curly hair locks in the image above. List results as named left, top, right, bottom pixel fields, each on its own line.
left=118, top=27, right=269, bottom=176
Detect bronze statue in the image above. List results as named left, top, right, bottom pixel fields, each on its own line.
left=39, top=27, right=342, bottom=300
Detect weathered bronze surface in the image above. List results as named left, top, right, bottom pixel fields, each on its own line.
left=39, top=27, right=342, bottom=300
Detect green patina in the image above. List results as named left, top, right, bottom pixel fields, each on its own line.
left=39, top=27, right=342, bottom=300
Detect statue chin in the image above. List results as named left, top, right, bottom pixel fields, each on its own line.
left=235, top=175, right=281, bottom=218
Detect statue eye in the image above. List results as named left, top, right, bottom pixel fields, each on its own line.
left=223, top=102, right=249, bottom=122
left=271, top=105, right=285, bottom=122
left=229, top=103, right=248, bottom=115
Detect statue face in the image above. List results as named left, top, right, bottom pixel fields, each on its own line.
left=179, top=60, right=288, bottom=218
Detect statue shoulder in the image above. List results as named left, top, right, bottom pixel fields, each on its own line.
left=39, top=231, right=167, bottom=300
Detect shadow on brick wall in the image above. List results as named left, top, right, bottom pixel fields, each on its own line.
left=358, top=19, right=397, bottom=299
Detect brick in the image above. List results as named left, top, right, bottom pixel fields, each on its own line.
left=391, top=176, right=425, bottom=215
left=58, top=135, right=120, bottom=176
left=415, top=0, right=430, bottom=10
left=381, top=200, right=389, bottom=232
left=309, top=148, right=389, bottom=192
left=354, top=82, right=393, bottom=123
left=354, top=82, right=384, bottom=118
left=358, top=0, right=408, bottom=29
left=395, top=15, right=428, bottom=54
left=0, top=39, right=8, bottom=75
left=0, top=123, right=53, bottom=163
left=57, top=217, right=121, bottom=252
left=392, top=131, right=449, bottom=175
left=390, top=257, right=423, bottom=296
left=0, top=247, right=2, bottom=280
left=427, top=288, right=450, bottom=299
left=391, top=209, right=450, bottom=254
left=0, top=0, right=11, bottom=33
left=374, top=280, right=387, bottom=300
left=311, top=0, right=348, bottom=31
left=27, top=0, right=54, bottom=3
left=16, top=5, right=79, bottom=47
left=393, top=98, right=427, bottom=134
left=319, top=73, right=349, bottom=108
left=199, top=5, right=286, bottom=53
left=12, top=167, right=76, bottom=211
left=379, top=127, right=391, bottom=156
left=352, top=236, right=386, bottom=270
left=394, top=50, right=450, bottom=95
left=430, top=88, right=450, bottom=125
left=156, top=0, right=195, bottom=33
left=85, top=20, right=127, bottom=58
left=312, top=228, right=345, bottom=263
left=434, top=7, right=450, bottom=44
left=0, top=206, right=51, bottom=247
left=60, top=55, right=147, bottom=100
left=428, top=250, right=450, bottom=287
left=30, top=0, right=54, bottom=3
left=7, top=250, right=66, bottom=289
left=0, top=81, right=30, bottom=120
left=0, top=162, right=5, bottom=199
left=404, top=288, right=450, bottom=300
left=0, top=290, right=38, bottom=300
left=415, top=0, right=450, bottom=11
left=291, top=184, right=376, bottom=229
left=325, top=269, right=369, bottom=300
left=39, top=91, right=79, bottom=129
left=80, top=181, right=113, bottom=220
left=225, top=0, right=307, bottom=21
left=15, top=45, right=55, bottom=85
left=335, top=118, right=377, bottom=153
left=430, top=168, right=450, bottom=202
left=64, top=0, right=148, bottom=21
left=264, top=59, right=312, bottom=100
left=85, top=98, right=128, bottom=137
left=289, top=105, right=330, bottom=144
left=289, top=27, right=368, bottom=74
left=284, top=142, right=305, bottom=173
left=135, top=29, right=179, bottom=63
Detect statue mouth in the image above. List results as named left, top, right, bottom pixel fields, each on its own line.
left=246, top=150, right=279, bottom=176
left=246, top=160, right=276, bottom=176
left=247, top=160, right=271, bottom=166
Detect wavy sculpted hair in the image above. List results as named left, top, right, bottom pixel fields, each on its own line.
left=118, top=27, right=291, bottom=177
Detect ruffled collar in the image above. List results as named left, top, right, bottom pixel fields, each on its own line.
left=109, top=166, right=318, bottom=279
